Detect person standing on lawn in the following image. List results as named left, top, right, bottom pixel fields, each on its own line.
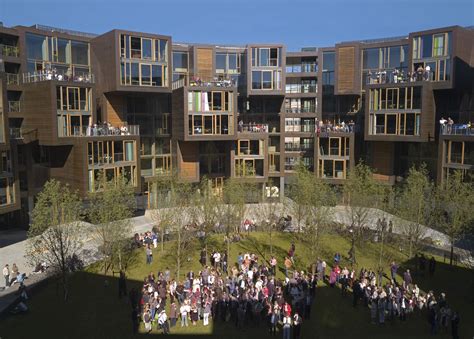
left=3, top=264, right=9, bottom=288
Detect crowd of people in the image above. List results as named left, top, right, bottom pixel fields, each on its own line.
left=130, top=242, right=313, bottom=338
left=126, top=229, right=463, bottom=338
left=320, top=253, right=461, bottom=339
left=25, top=68, right=93, bottom=83
left=85, top=122, right=135, bottom=137
left=316, top=119, right=356, bottom=133
left=366, top=65, right=436, bottom=85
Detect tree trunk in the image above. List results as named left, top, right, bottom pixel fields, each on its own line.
left=177, top=230, right=181, bottom=279
left=449, top=237, right=454, bottom=266
left=161, top=228, right=165, bottom=253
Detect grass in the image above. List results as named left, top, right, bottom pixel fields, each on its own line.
left=1, top=231, right=473, bottom=339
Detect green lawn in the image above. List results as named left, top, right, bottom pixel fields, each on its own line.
left=1, top=232, right=473, bottom=339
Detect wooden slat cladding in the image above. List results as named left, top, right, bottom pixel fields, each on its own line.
left=196, top=48, right=213, bottom=79
left=336, top=47, right=355, bottom=94
left=177, top=141, right=199, bottom=182
left=104, top=94, right=126, bottom=126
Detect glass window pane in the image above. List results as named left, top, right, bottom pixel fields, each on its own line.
left=71, top=41, right=89, bottom=65
left=260, top=49, right=269, bottom=66
left=159, top=40, right=167, bottom=62
left=152, top=65, right=162, bottom=86
left=57, top=39, right=69, bottom=63
left=26, top=33, right=47, bottom=60
left=131, top=63, right=139, bottom=85
left=141, top=64, right=151, bottom=85
left=216, top=53, right=226, bottom=73
left=363, top=48, right=379, bottom=69
left=252, top=71, right=261, bottom=89
left=389, top=47, right=401, bottom=69
left=422, top=35, right=432, bottom=58
left=142, top=39, right=152, bottom=59
left=173, top=52, right=188, bottom=71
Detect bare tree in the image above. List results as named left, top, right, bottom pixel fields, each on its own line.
left=88, top=172, right=135, bottom=274
left=396, top=164, right=433, bottom=258
left=344, top=161, right=384, bottom=241
left=435, top=170, right=474, bottom=265
left=27, top=180, right=83, bottom=301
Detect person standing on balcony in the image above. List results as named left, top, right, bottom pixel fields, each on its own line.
left=447, top=118, right=454, bottom=134
left=439, top=117, right=447, bottom=134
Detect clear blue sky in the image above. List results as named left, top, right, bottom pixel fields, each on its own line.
left=1, top=0, right=473, bottom=50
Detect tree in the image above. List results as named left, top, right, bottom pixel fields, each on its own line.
left=435, top=170, right=474, bottom=265
left=344, top=161, right=384, bottom=241
left=291, top=164, right=336, bottom=269
left=218, top=178, right=248, bottom=256
left=27, top=180, right=83, bottom=301
left=88, top=172, right=136, bottom=274
left=396, top=164, right=433, bottom=258
left=150, top=175, right=181, bottom=253
left=256, top=191, right=280, bottom=257
left=194, top=177, right=221, bottom=264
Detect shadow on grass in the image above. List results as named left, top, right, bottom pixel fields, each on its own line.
left=1, top=233, right=473, bottom=339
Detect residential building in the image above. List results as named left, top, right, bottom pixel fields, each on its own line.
left=0, top=22, right=472, bottom=228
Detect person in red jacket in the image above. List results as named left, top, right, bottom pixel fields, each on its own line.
left=283, top=301, right=292, bottom=317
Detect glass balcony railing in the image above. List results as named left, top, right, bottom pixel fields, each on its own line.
left=172, top=75, right=237, bottom=90
left=285, top=84, right=317, bottom=94
left=0, top=44, right=19, bottom=57
left=8, top=101, right=21, bottom=113
left=6, top=73, right=20, bottom=85
left=23, top=70, right=95, bottom=84
left=285, top=145, right=314, bottom=152
left=317, top=123, right=356, bottom=134
left=286, top=63, right=318, bottom=73
left=285, top=107, right=316, bottom=114
left=440, top=124, right=474, bottom=136
left=9, top=128, right=22, bottom=139
left=60, top=124, right=140, bottom=137
left=237, top=123, right=269, bottom=133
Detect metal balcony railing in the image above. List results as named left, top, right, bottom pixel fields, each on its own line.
left=238, top=123, right=269, bottom=133
left=440, top=124, right=474, bottom=136
left=8, top=101, right=21, bottom=113
left=6, top=73, right=20, bottom=85
left=285, top=84, right=317, bottom=94
left=0, top=44, right=19, bottom=57
left=60, top=124, right=140, bottom=137
left=23, top=70, right=95, bottom=84
left=9, top=128, right=22, bottom=139
left=285, top=107, right=316, bottom=114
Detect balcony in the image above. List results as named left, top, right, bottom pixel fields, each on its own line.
left=23, top=70, right=95, bottom=84
left=286, top=63, right=318, bottom=73
left=365, top=64, right=449, bottom=85
left=285, top=107, right=317, bottom=114
left=237, top=123, right=269, bottom=133
left=60, top=124, right=140, bottom=137
left=9, top=128, right=22, bottom=139
left=440, top=124, right=474, bottom=136
left=0, top=44, right=19, bottom=58
left=8, top=101, right=21, bottom=113
left=317, top=123, right=356, bottom=134
left=172, top=75, right=237, bottom=90
left=285, top=84, right=317, bottom=94
left=285, top=144, right=314, bottom=152
left=6, top=73, right=20, bottom=85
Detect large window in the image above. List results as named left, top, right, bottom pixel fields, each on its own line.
left=26, top=33, right=91, bottom=75
left=187, top=91, right=233, bottom=112
left=216, top=52, right=241, bottom=74
left=412, top=32, right=452, bottom=59
left=120, top=34, right=168, bottom=62
left=318, top=137, right=350, bottom=157
left=322, top=51, right=335, bottom=86
left=0, top=176, right=15, bottom=206
left=251, top=47, right=281, bottom=67
left=369, top=112, right=421, bottom=136
left=251, top=70, right=281, bottom=90
left=369, top=87, right=421, bottom=111
left=121, top=61, right=167, bottom=87
left=362, top=45, right=408, bottom=71
left=56, top=86, right=91, bottom=111
left=318, top=159, right=348, bottom=179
